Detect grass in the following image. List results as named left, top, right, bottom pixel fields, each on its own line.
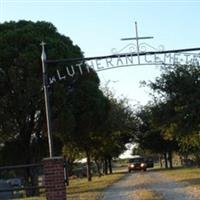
left=159, top=167, right=200, bottom=189
left=20, top=166, right=200, bottom=200
left=67, top=171, right=125, bottom=200
left=134, top=189, right=163, bottom=200
left=20, top=171, right=125, bottom=200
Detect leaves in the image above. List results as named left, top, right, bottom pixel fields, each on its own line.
left=145, top=64, right=200, bottom=156
left=0, top=20, right=84, bottom=164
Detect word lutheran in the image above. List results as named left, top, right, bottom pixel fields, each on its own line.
left=49, top=54, right=136, bottom=83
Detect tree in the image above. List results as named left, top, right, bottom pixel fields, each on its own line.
left=149, top=65, right=200, bottom=133
left=62, top=143, right=84, bottom=176
left=135, top=105, right=178, bottom=168
left=0, top=20, right=86, bottom=195
left=69, top=75, right=110, bottom=181
left=95, top=90, right=135, bottom=174
left=146, top=64, right=200, bottom=166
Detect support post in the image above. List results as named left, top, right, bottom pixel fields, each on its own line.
left=43, top=157, right=66, bottom=200
left=41, top=41, right=54, bottom=158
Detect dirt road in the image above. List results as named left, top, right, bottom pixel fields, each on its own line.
left=102, top=170, right=200, bottom=200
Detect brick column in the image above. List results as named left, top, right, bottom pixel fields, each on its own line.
left=43, top=157, right=66, bottom=200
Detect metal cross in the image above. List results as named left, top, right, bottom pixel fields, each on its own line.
left=121, top=21, right=153, bottom=64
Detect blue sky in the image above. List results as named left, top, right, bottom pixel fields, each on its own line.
left=1, top=0, right=200, bottom=105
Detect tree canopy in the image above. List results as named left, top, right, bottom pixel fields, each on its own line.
left=141, top=64, right=200, bottom=166
left=1, top=20, right=136, bottom=184
left=0, top=20, right=103, bottom=165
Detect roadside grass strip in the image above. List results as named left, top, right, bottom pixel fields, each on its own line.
left=155, top=167, right=200, bottom=198
left=67, top=172, right=125, bottom=200
left=161, top=167, right=200, bottom=189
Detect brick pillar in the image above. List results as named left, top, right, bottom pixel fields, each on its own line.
left=43, top=157, right=66, bottom=200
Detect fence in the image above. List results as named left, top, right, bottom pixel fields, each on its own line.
left=0, top=163, right=44, bottom=199
left=0, top=157, right=68, bottom=200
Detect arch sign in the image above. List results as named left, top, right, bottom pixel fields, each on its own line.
left=41, top=22, right=200, bottom=157
left=46, top=46, right=200, bottom=85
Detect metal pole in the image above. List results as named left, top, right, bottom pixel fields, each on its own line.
left=41, top=41, right=53, bottom=158
left=135, top=21, right=140, bottom=64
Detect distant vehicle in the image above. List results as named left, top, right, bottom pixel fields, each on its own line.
left=145, top=157, right=154, bottom=168
left=128, top=157, right=147, bottom=172
left=7, top=178, right=22, bottom=187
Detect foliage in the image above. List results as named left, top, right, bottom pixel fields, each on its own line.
left=0, top=20, right=84, bottom=165
left=149, top=65, right=200, bottom=134
left=0, top=20, right=108, bottom=193
left=103, top=97, right=135, bottom=157
left=135, top=105, right=178, bottom=156
left=146, top=65, right=200, bottom=162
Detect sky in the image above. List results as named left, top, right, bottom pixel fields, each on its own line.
left=1, top=0, right=200, bottom=158
left=1, top=0, right=200, bottom=106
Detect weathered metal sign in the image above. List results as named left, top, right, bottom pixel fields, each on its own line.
left=47, top=48, right=200, bottom=85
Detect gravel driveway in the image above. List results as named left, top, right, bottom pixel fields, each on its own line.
left=102, top=171, right=200, bottom=200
